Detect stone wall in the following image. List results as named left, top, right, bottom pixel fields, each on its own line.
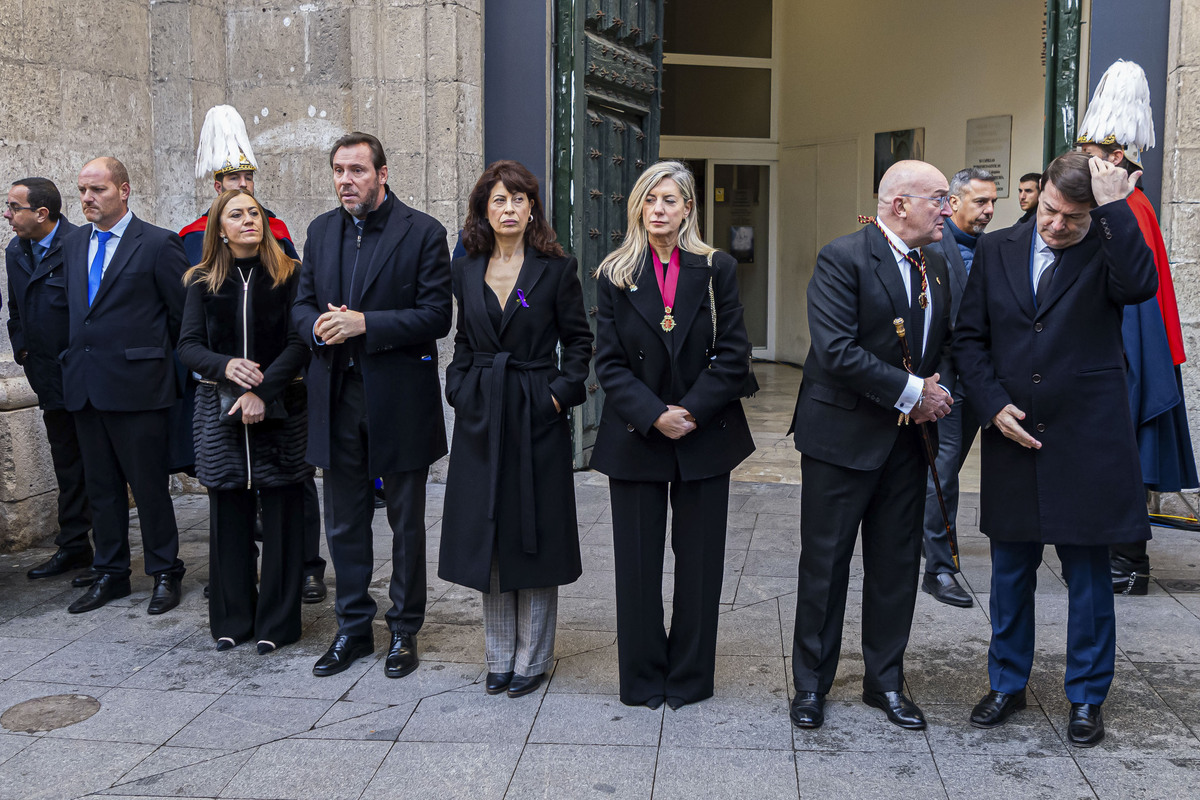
left=0, top=1, right=483, bottom=549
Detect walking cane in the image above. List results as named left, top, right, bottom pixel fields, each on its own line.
left=893, top=318, right=959, bottom=571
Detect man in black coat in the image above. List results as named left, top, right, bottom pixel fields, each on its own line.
left=789, top=160, right=954, bottom=732
left=293, top=132, right=452, bottom=679
left=4, top=178, right=92, bottom=583
left=62, top=157, right=189, bottom=614
left=953, top=153, right=1157, bottom=747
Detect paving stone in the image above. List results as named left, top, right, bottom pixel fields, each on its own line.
left=935, top=754, right=1096, bottom=800
left=311, top=700, right=390, bottom=729
left=119, top=641, right=266, bottom=694
left=291, top=700, right=417, bottom=742
left=228, top=646, right=383, bottom=701
left=1075, top=756, right=1200, bottom=800
left=342, top=659, right=483, bottom=706
left=0, top=734, right=34, bottom=766
left=0, top=638, right=65, bottom=681
left=398, top=684, right=543, bottom=744
left=716, top=599, right=785, bottom=657
left=923, top=703, right=1068, bottom=757
left=166, top=693, right=333, bottom=750
left=1115, top=596, right=1200, bottom=662
left=13, top=640, right=165, bottom=687
left=76, top=605, right=204, bottom=649
left=792, top=750, right=946, bottom=799
left=1135, top=661, right=1200, bottom=729
left=529, top=692, right=661, bottom=746
left=662, top=695, right=794, bottom=750
left=0, top=737, right=154, bottom=799
left=506, top=743, right=658, bottom=799
left=555, top=597, right=618, bottom=632
left=360, top=741, right=522, bottom=800
left=106, top=748, right=254, bottom=798
left=733, top=575, right=797, bottom=607
left=43, top=687, right=218, bottom=745
left=547, top=643, right=621, bottom=695
left=220, top=738, right=391, bottom=800
left=712, top=654, right=789, bottom=702
left=791, top=699, right=933, bottom=753
left=652, top=746, right=798, bottom=800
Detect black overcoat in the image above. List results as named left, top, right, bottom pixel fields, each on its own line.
left=590, top=249, right=754, bottom=482
left=439, top=249, right=593, bottom=593
left=952, top=200, right=1157, bottom=545
left=292, top=190, right=452, bottom=475
left=5, top=218, right=77, bottom=409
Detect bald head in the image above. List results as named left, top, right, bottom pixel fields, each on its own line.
left=876, top=160, right=951, bottom=249
left=78, top=157, right=131, bottom=231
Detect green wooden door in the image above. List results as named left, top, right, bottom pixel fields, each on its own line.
left=554, top=0, right=664, bottom=468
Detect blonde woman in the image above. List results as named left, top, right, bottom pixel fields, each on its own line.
left=591, top=161, right=755, bottom=709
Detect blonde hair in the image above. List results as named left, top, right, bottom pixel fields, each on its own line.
left=595, top=161, right=716, bottom=289
left=183, top=190, right=297, bottom=293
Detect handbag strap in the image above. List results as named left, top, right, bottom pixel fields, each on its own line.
left=707, top=252, right=717, bottom=352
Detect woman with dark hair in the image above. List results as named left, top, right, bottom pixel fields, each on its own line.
left=591, top=160, right=755, bottom=710
left=439, top=161, right=593, bottom=698
left=177, top=189, right=313, bottom=654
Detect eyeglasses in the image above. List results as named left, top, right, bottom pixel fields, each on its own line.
left=900, top=194, right=951, bottom=210
left=4, top=203, right=36, bottom=214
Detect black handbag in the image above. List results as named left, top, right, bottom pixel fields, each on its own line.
left=216, top=382, right=288, bottom=424
left=707, top=253, right=759, bottom=398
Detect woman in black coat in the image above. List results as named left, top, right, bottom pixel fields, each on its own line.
left=591, top=161, right=755, bottom=710
left=440, top=160, right=593, bottom=698
left=177, top=190, right=313, bottom=654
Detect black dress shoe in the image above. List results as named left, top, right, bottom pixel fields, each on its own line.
left=147, top=573, right=182, bottom=615
left=373, top=486, right=387, bottom=508
left=384, top=631, right=419, bottom=678
left=312, top=633, right=374, bottom=677
left=301, top=575, right=328, bottom=604
left=71, top=569, right=101, bottom=588
left=507, top=672, right=544, bottom=698
left=643, top=696, right=665, bottom=710
left=1067, top=702, right=1104, bottom=747
left=67, top=574, right=131, bottom=614
left=27, top=547, right=93, bottom=580
left=922, top=572, right=973, bottom=607
left=969, top=689, right=1027, bottom=728
left=863, top=690, right=926, bottom=730
left=790, top=691, right=826, bottom=729
left=486, top=671, right=514, bottom=695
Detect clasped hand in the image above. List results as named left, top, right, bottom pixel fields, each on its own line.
left=909, top=374, right=952, bottom=424
left=315, top=303, right=366, bottom=345
left=654, top=405, right=696, bottom=439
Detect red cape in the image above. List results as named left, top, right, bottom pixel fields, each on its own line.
left=1128, top=188, right=1185, bottom=364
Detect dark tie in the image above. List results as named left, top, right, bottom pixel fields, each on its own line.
left=30, top=242, right=46, bottom=267
left=88, top=231, right=113, bottom=306
left=1035, top=248, right=1062, bottom=307
left=907, top=250, right=924, bottom=364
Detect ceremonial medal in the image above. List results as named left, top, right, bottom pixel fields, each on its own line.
left=661, top=308, right=675, bottom=331
left=652, top=248, right=681, bottom=333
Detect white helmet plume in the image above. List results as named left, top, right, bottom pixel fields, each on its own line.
left=1077, top=60, right=1155, bottom=167
left=195, top=105, right=259, bottom=179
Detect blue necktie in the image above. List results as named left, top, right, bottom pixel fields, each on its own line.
left=30, top=242, right=45, bottom=267
left=88, top=231, right=113, bottom=306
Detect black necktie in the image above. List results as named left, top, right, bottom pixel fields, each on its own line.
left=1035, top=248, right=1062, bottom=307
left=907, top=250, right=924, bottom=365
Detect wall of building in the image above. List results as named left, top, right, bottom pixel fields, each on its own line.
left=0, top=1, right=483, bottom=549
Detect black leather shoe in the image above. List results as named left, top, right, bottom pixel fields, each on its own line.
left=27, top=547, right=93, bottom=580
left=507, top=672, right=544, bottom=698
left=301, top=575, right=328, bottom=604
left=486, top=671, right=514, bottom=695
left=71, top=569, right=101, bottom=588
left=384, top=632, right=419, bottom=678
left=147, top=573, right=182, bottom=615
left=67, top=574, right=131, bottom=613
left=969, top=689, right=1027, bottom=728
left=863, top=690, right=926, bottom=730
left=312, top=634, right=374, bottom=677
left=790, top=691, right=825, bottom=729
left=643, top=696, right=665, bottom=710
left=922, top=572, right=973, bottom=607
left=1067, top=702, right=1104, bottom=747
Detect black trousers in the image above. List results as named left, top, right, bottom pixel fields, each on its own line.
left=73, top=406, right=182, bottom=579
left=209, top=483, right=304, bottom=645
left=609, top=471, right=731, bottom=706
left=43, top=408, right=92, bottom=553
left=324, top=373, right=427, bottom=638
left=302, top=476, right=326, bottom=580
left=792, top=428, right=925, bottom=695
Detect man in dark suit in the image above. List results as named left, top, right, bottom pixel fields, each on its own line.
left=954, top=153, right=1156, bottom=747
left=789, top=160, right=954, bottom=731
left=4, top=178, right=92, bottom=583
left=62, top=157, right=189, bottom=614
left=920, top=167, right=997, bottom=608
left=293, top=132, right=452, bottom=678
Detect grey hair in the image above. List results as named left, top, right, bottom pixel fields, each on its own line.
left=948, top=167, right=996, bottom=198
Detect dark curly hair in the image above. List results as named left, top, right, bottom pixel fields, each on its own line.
left=461, top=160, right=564, bottom=258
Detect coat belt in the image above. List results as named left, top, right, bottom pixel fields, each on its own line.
left=473, top=352, right=554, bottom=555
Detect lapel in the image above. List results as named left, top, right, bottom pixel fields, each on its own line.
left=358, top=197, right=413, bottom=301
left=1035, top=226, right=1098, bottom=318
left=317, top=212, right=342, bottom=305
left=869, top=226, right=910, bottom=322
left=937, top=232, right=967, bottom=300
left=65, top=225, right=89, bottom=318
left=8, top=240, right=33, bottom=278
left=87, top=215, right=142, bottom=313
left=1000, top=222, right=1037, bottom=320
left=668, top=249, right=711, bottom=356
left=626, top=250, right=671, bottom=349
left=462, top=252, right=503, bottom=353
left=498, top=246, right=548, bottom=337
left=30, top=220, right=73, bottom=282
left=917, top=247, right=951, bottom=372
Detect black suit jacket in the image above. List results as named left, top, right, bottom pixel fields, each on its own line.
left=590, top=249, right=755, bottom=483
left=790, top=223, right=951, bottom=471
left=61, top=215, right=189, bottom=412
left=292, top=191, right=452, bottom=474
left=952, top=200, right=1156, bottom=545
left=5, top=218, right=78, bottom=409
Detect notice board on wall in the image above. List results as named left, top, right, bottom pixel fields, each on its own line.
left=965, top=115, right=1013, bottom=198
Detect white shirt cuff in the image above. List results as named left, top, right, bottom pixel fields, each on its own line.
left=895, top=373, right=924, bottom=414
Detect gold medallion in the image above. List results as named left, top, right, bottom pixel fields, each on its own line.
left=661, top=307, right=675, bottom=332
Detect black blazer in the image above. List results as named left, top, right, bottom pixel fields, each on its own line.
left=61, top=215, right=189, bottom=412
left=5, top=218, right=77, bottom=409
left=292, top=190, right=452, bottom=474
left=590, top=248, right=755, bottom=483
left=790, top=223, right=952, bottom=472
left=953, top=201, right=1156, bottom=545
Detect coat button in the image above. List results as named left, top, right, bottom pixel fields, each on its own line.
left=626, top=423, right=635, bottom=432
left=1036, top=423, right=1046, bottom=432
left=1032, top=373, right=1042, bottom=383
left=720, top=420, right=727, bottom=428
left=637, top=349, right=644, bottom=360
left=1034, top=322, right=1042, bottom=332
left=84, top=346, right=91, bottom=352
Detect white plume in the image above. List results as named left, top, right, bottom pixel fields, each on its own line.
left=195, top=105, right=259, bottom=179
left=1078, top=60, right=1155, bottom=154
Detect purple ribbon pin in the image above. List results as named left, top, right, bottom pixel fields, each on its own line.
left=516, top=289, right=529, bottom=308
